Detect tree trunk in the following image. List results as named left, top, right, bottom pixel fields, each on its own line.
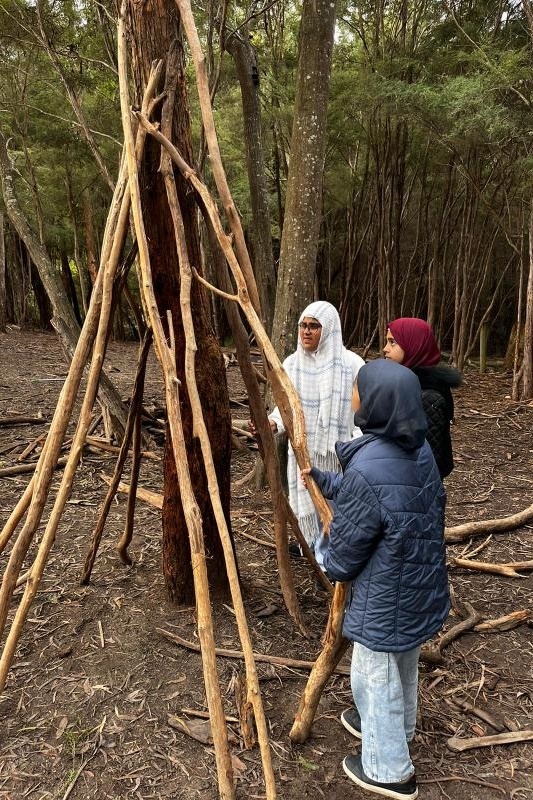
left=60, top=252, right=82, bottom=324
left=125, top=0, right=232, bottom=602
left=521, top=201, right=533, bottom=397
left=83, top=188, right=99, bottom=285
left=270, top=0, right=337, bottom=360
left=0, top=211, right=5, bottom=332
left=225, top=30, right=276, bottom=334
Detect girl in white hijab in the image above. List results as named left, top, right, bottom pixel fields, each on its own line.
left=269, top=301, right=364, bottom=568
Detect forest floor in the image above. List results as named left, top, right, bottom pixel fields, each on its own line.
left=0, top=328, right=532, bottom=800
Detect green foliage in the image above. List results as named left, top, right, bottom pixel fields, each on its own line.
left=0, top=0, right=532, bottom=353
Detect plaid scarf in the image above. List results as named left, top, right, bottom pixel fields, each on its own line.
left=284, top=301, right=359, bottom=546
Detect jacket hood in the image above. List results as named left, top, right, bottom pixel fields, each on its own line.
left=352, top=360, right=428, bottom=452
left=412, top=364, right=463, bottom=390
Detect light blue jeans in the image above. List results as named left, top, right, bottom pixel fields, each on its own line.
left=313, top=529, right=329, bottom=570
left=350, top=642, right=420, bottom=783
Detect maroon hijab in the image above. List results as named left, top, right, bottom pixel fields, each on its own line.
left=388, top=318, right=441, bottom=368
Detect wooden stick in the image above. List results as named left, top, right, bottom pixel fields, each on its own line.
left=118, top=19, right=235, bottom=798
left=84, top=435, right=159, bottom=461
left=0, top=457, right=68, bottom=477
left=445, top=501, right=533, bottom=542
left=117, top=371, right=145, bottom=565
left=0, top=415, right=47, bottom=427
left=18, top=432, right=47, bottom=461
left=450, top=697, right=506, bottom=733
left=0, top=478, right=34, bottom=555
left=421, top=601, right=482, bottom=666
left=80, top=328, right=152, bottom=584
left=452, top=557, right=533, bottom=577
left=447, top=730, right=533, bottom=752
left=99, top=472, right=163, bottom=509
left=174, top=0, right=262, bottom=322
left=160, top=88, right=276, bottom=793
left=0, top=61, right=161, bottom=694
left=474, top=609, right=532, bottom=632
left=289, top=583, right=350, bottom=742
left=0, top=149, right=129, bottom=646
left=157, top=628, right=350, bottom=675
left=202, top=213, right=311, bottom=634
left=181, top=708, right=239, bottom=724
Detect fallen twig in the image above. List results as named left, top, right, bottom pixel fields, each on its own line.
left=157, top=628, right=350, bottom=676
left=0, top=415, right=47, bottom=427
left=17, top=432, right=47, bottom=462
left=445, top=501, right=533, bottom=542
left=0, top=457, right=68, bottom=477
left=452, top=557, right=533, bottom=577
left=447, top=729, right=533, bottom=752
left=99, top=473, right=163, bottom=509
left=421, top=601, right=482, bottom=665
left=85, top=434, right=159, bottom=460
left=450, top=697, right=506, bottom=733
left=474, top=610, right=532, bottom=632
left=235, top=530, right=276, bottom=549
left=417, top=775, right=505, bottom=794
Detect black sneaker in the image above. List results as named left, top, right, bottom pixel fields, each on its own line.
left=340, top=707, right=362, bottom=739
left=342, top=754, right=418, bottom=800
left=288, top=542, right=302, bottom=558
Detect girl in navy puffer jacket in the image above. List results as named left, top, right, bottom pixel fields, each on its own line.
left=308, top=359, right=450, bottom=800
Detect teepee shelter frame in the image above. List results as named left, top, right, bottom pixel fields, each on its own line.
left=0, top=2, right=349, bottom=797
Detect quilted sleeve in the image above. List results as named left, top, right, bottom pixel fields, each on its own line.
left=323, top=470, right=382, bottom=583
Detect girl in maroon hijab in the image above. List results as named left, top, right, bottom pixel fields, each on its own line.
left=384, top=318, right=462, bottom=478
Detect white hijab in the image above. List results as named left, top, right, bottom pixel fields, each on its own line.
left=285, top=301, right=355, bottom=545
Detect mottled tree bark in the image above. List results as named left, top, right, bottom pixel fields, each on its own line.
left=226, top=30, right=276, bottom=334
left=125, top=0, right=232, bottom=602
left=0, top=212, right=5, bottom=332
left=270, top=0, right=337, bottom=359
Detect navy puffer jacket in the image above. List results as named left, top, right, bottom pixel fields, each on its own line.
left=317, top=360, right=450, bottom=652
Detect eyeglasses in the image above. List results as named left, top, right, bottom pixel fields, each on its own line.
left=299, top=322, right=322, bottom=332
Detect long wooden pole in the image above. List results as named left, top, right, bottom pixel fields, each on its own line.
left=80, top=327, right=153, bottom=584
left=0, top=163, right=128, bottom=693
left=0, top=64, right=162, bottom=691
left=160, top=118, right=276, bottom=796
left=117, top=13, right=234, bottom=798
left=134, top=113, right=331, bottom=528
left=174, top=0, right=262, bottom=322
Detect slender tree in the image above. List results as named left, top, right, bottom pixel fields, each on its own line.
left=270, top=0, right=338, bottom=359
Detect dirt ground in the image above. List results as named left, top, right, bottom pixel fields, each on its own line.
left=0, top=328, right=532, bottom=800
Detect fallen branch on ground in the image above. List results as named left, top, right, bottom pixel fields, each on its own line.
left=447, top=729, right=533, bottom=752
left=450, top=697, right=507, bottom=733
left=421, top=600, right=482, bottom=666
left=157, top=628, right=350, bottom=676
left=99, top=473, right=163, bottom=509
left=85, top=435, right=160, bottom=460
left=0, top=457, right=68, bottom=477
left=445, top=501, right=533, bottom=542
left=452, top=557, right=533, bottom=577
left=474, top=609, right=532, bottom=632
left=0, top=416, right=47, bottom=427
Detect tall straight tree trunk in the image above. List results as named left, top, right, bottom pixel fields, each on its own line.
left=0, top=211, right=5, bottom=332
left=521, top=201, right=533, bottom=397
left=271, top=0, right=337, bottom=359
left=125, top=0, right=232, bottom=602
left=226, top=30, right=276, bottom=334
